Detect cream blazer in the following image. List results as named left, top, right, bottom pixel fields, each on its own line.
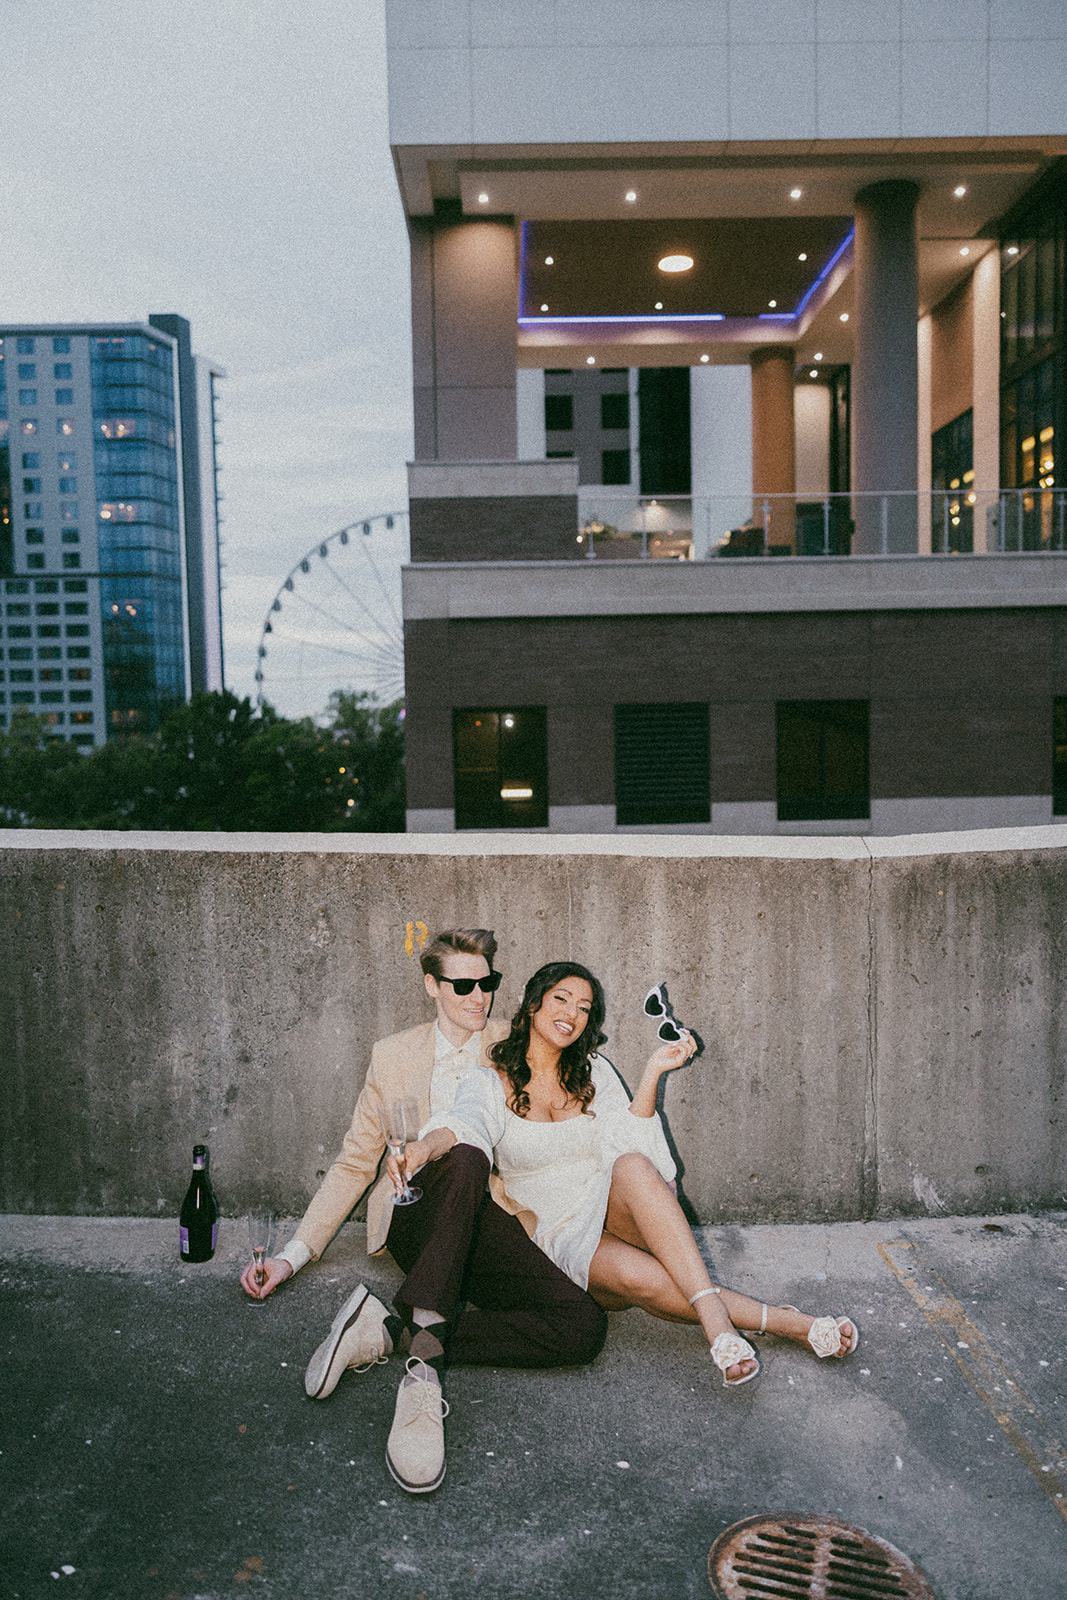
left=293, top=1017, right=509, bottom=1259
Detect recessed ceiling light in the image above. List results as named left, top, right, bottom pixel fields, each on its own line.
left=477, top=192, right=489, bottom=204
left=810, top=369, right=818, bottom=378
left=768, top=300, right=777, bottom=308
left=545, top=255, right=554, bottom=265
left=654, top=301, right=663, bottom=310
left=1007, top=245, right=1019, bottom=255
left=586, top=355, right=596, bottom=365
left=960, top=246, right=970, bottom=256
left=658, top=254, right=694, bottom=273
left=814, top=351, right=823, bottom=361
left=798, top=253, right=807, bottom=261
left=839, top=312, right=849, bottom=322
left=790, top=187, right=802, bottom=200
left=700, top=354, right=709, bottom=363
left=954, top=185, right=967, bottom=197
left=625, top=190, right=637, bottom=203
left=540, top=303, right=549, bottom=311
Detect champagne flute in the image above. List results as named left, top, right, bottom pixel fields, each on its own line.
left=247, top=1209, right=274, bottom=1301
left=380, top=1099, right=422, bottom=1206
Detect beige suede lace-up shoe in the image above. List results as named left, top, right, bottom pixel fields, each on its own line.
left=385, top=1356, right=450, bottom=1493
left=304, top=1284, right=391, bottom=1399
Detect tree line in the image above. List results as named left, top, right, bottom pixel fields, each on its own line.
left=0, top=690, right=406, bottom=831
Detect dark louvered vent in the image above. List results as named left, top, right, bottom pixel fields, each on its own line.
left=614, top=701, right=709, bottom=826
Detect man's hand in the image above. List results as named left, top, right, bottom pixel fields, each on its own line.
left=385, top=1128, right=455, bottom=1195
left=240, top=1255, right=293, bottom=1300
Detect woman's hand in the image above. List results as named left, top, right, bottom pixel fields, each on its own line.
left=385, top=1129, right=455, bottom=1195
left=646, top=1031, right=697, bottom=1077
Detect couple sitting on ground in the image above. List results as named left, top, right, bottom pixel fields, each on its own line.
left=241, top=927, right=858, bottom=1494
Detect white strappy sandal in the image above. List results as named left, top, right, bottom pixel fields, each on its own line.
left=691, top=1287, right=760, bottom=1387
left=782, top=1306, right=860, bottom=1359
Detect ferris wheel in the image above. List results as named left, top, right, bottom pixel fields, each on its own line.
left=254, top=511, right=407, bottom=721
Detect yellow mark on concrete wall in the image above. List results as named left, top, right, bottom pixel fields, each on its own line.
left=879, top=1240, right=1067, bottom=1525
left=404, top=921, right=428, bottom=957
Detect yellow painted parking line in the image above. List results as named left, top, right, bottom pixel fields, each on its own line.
left=879, top=1241, right=1067, bottom=1526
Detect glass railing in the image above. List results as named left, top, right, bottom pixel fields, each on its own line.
left=575, top=489, right=1067, bottom=560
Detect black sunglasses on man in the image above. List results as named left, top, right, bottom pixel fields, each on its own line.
left=437, top=971, right=503, bottom=996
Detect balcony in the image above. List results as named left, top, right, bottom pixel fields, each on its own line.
left=576, top=488, right=1067, bottom=561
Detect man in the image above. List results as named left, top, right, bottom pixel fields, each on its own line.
left=241, top=928, right=606, bottom=1494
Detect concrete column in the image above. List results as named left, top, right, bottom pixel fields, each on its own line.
left=750, top=346, right=796, bottom=552
left=410, top=205, right=518, bottom=462
left=972, top=248, right=1001, bottom=552
left=852, top=180, right=920, bottom=552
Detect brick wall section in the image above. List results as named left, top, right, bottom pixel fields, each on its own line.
left=404, top=608, right=1067, bottom=808
left=409, top=495, right=581, bottom=561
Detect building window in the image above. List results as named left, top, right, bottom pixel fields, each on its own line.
left=62, top=553, right=81, bottom=569
left=1055, top=699, right=1067, bottom=815
left=67, top=646, right=91, bottom=659
left=56, top=418, right=75, bottom=436
left=58, top=452, right=76, bottom=471
left=601, top=392, right=630, bottom=430
left=21, top=420, right=37, bottom=436
left=27, top=554, right=45, bottom=570
left=25, top=530, right=44, bottom=545
left=453, top=707, right=548, bottom=829
left=53, top=338, right=71, bottom=354
left=776, top=701, right=870, bottom=822
left=19, top=390, right=37, bottom=407
left=17, top=364, right=36, bottom=380
left=55, top=389, right=74, bottom=406
left=71, top=710, right=94, bottom=725
left=23, top=477, right=42, bottom=494
left=58, top=477, right=77, bottom=494
left=614, top=703, right=710, bottom=826
left=931, top=409, right=975, bottom=553
left=601, top=449, right=630, bottom=485
left=17, top=338, right=35, bottom=354
left=21, top=453, right=40, bottom=469
left=54, top=364, right=72, bottom=380
left=638, top=368, right=691, bottom=495
left=545, top=394, right=574, bottom=431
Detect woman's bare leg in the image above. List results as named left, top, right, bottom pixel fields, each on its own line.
left=595, top=1153, right=757, bottom=1381
left=594, top=1154, right=857, bottom=1356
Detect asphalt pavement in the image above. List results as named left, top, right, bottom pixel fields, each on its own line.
left=1, top=1210, right=1065, bottom=1600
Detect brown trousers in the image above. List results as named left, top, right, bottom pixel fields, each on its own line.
left=386, top=1143, right=607, bottom=1369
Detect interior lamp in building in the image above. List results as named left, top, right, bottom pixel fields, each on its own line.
left=657, top=254, right=694, bottom=273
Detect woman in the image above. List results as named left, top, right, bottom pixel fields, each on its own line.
left=392, top=962, right=858, bottom=1387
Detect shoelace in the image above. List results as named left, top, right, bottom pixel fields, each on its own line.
left=402, top=1377, right=451, bottom=1422
left=351, top=1350, right=390, bottom=1374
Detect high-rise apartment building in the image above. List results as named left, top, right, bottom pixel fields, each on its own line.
left=0, top=314, right=223, bottom=746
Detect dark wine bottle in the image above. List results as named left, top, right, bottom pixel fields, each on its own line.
left=179, top=1144, right=219, bottom=1262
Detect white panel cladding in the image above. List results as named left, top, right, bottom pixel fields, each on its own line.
left=386, top=0, right=1067, bottom=146
left=516, top=369, right=546, bottom=462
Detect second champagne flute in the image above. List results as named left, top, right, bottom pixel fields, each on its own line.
left=380, top=1099, right=422, bottom=1205
left=247, top=1209, right=274, bottom=1301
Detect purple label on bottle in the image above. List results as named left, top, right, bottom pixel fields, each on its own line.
left=179, top=1226, right=189, bottom=1251
left=211, top=1222, right=218, bottom=1248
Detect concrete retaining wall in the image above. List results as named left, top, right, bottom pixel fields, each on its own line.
left=2, top=828, right=1065, bottom=1225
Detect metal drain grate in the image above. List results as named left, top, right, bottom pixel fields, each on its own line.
left=708, top=1514, right=935, bottom=1599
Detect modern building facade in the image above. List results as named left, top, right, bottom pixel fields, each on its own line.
left=0, top=315, right=223, bottom=745
left=387, top=0, right=1067, bottom=833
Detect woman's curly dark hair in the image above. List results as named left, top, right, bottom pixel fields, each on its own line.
left=490, top=962, right=607, bottom=1118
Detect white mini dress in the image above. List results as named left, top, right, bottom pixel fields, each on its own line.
left=425, top=1055, right=676, bottom=1290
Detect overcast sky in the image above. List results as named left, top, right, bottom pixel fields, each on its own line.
left=3, top=0, right=413, bottom=718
